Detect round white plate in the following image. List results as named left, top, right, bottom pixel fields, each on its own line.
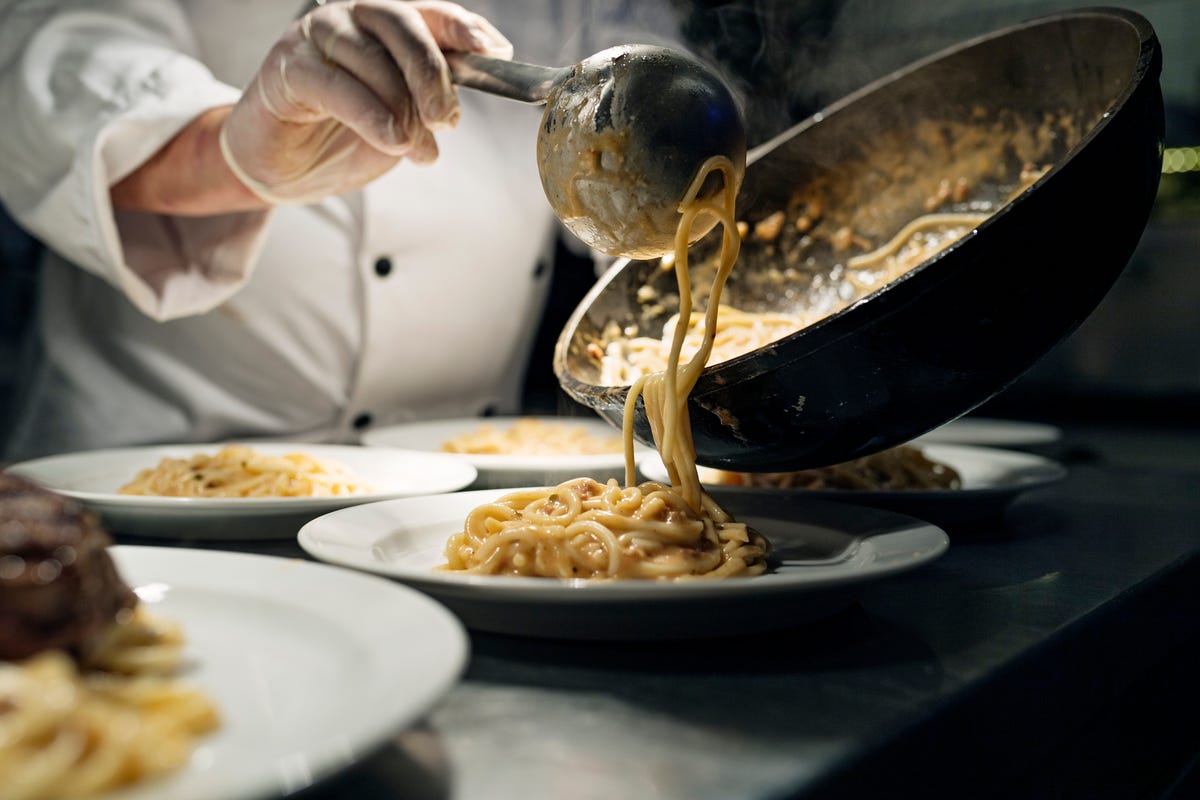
left=298, top=488, right=949, bottom=640
left=361, top=416, right=647, bottom=490
left=105, top=545, right=468, bottom=800
left=639, top=443, right=1067, bottom=526
left=916, top=417, right=1062, bottom=447
left=4, top=443, right=478, bottom=540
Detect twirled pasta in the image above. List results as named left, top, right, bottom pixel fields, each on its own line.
left=443, top=156, right=770, bottom=581
left=442, top=477, right=767, bottom=579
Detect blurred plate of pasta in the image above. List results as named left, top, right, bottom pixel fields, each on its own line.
left=4, top=442, right=478, bottom=539
left=103, top=545, right=468, bottom=800
left=640, top=443, right=1067, bottom=528
left=361, top=416, right=651, bottom=489
left=297, top=487, right=948, bottom=640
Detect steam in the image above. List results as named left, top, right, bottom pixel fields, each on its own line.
left=669, top=0, right=1045, bottom=145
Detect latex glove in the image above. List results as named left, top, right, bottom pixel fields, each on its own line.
left=220, top=0, right=513, bottom=204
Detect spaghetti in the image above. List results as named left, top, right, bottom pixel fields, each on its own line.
left=441, top=477, right=765, bottom=579
left=599, top=211, right=990, bottom=383
left=0, top=608, right=219, bottom=800
left=596, top=162, right=1053, bottom=383
left=442, top=156, right=769, bottom=580
left=118, top=444, right=374, bottom=498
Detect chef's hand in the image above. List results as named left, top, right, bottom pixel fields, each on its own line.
left=219, top=0, right=513, bottom=204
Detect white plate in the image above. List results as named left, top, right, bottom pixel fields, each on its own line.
left=916, top=417, right=1062, bottom=447
left=361, top=416, right=647, bottom=489
left=639, top=443, right=1067, bottom=526
left=298, top=488, right=949, bottom=640
left=4, top=443, right=478, bottom=540
left=105, top=545, right=468, bottom=800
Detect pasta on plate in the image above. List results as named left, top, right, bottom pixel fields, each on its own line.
left=1, top=610, right=219, bottom=800
left=440, top=417, right=623, bottom=456
left=442, top=156, right=770, bottom=581
left=711, top=445, right=962, bottom=491
left=118, top=444, right=374, bottom=498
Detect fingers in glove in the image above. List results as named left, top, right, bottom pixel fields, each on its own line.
left=348, top=0, right=463, bottom=131
left=273, top=39, right=425, bottom=158
left=301, top=8, right=435, bottom=158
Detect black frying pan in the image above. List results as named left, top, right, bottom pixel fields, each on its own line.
left=554, top=6, right=1163, bottom=471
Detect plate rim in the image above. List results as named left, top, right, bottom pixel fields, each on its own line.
left=637, top=442, right=1067, bottom=500
left=360, top=415, right=641, bottom=470
left=3, top=441, right=479, bottom=510
left=106, top=544, right=470, bottom=800
left=297, top=487, right=950, bottom=603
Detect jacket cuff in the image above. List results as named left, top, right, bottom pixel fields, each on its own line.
left=87, top=61, right=270, bottom=320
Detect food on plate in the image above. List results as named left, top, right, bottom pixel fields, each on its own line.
left=0, top=473, right=218, bottom=798
left=442, top=476, right=765, bottom=579
left=439, top=417, right=623, bottom=456
left=118, top=443, right=373, bottom=498
left=711, top=445, right=962, bottom=491
left=442, top=156, right=770, bottom=580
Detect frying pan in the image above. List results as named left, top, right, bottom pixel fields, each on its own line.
left=554, top=7, right=1164, bottom=471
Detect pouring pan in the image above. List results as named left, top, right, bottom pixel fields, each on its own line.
left=554, top=7, right=1164, bottom=471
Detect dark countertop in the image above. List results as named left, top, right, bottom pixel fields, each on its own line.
left=121, top=422, right=1200, bottom=800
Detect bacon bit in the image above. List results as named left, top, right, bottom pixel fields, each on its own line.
left=537, top=494, right=566, bottom=515
left=831, top=226, right=855, bottom=252
left=586, top=342, right=604, bottom=361
left=952, top=177, right=970, bottom=203
left=923, top=178, right=953, bottom=211
left=831, top=225, right=871, bottom=253
left=566, top=478, right=600, bottom=499
left=753, top=210, right=786, bottom=242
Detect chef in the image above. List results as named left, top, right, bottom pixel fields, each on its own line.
left=0, top=0, right=677, bottom=460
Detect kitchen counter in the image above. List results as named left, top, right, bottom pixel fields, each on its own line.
left=122, top=422, right=1200, bottom=800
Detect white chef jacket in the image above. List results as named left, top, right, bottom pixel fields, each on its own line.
left=0, top=0, right=679, bottom=460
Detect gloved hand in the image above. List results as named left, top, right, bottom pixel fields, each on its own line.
left=219, top=0, right=513, bottom=204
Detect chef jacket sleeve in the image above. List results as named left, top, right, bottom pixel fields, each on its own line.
left=0, top=1, right=271, bottom=321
